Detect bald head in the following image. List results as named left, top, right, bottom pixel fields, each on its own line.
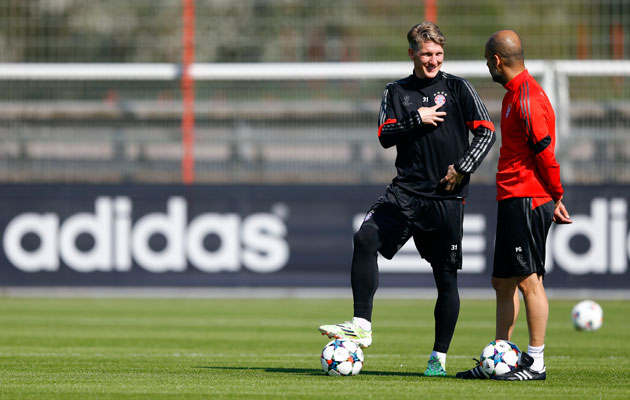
left=486, top=30, right=524, bottom=67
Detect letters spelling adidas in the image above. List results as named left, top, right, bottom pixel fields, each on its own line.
left=1, top=197, right=629, bottom=276
left=3, top=197, right=289, bottom=274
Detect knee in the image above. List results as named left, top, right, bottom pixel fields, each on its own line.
left=434, top=268, right=458, bottom=292
left=353, top=226, right=380, bottom=253
left=517, top=274, right=544, bottom=297
left=491, top=276, right=504, bottom=291
left=492, top=276, right=515, bottom=294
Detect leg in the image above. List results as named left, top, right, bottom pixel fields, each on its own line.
left=494, top=272, right=549, bottom=378
left=486, top=199, right=553, bottom=380
left=455, top=275, right=518, bottom=380
left=413, top=199, right=463, bottom=353
left=432, top=267, right=460, bottom=353
left=319, top=225, right=379, bottom=348
left=423, top=266, right=459, bottom=376
left=320, top=194, right=409, bottom=349
left=351, top=225, right=381, bottom=321
left=352, top=199, right=410, bottom=321
left=492, top=276, right=519, bottom=341
left=412, top=199, right=463, bottom=376
left=517, top=273, right=548, bottom=347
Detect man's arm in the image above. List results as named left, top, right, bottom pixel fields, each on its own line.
left=453, top=80, right=496, bottom=174
left=377, top=84, right=445, bottom=148
left=454, top=123, right=495, bottom=174
left=524, top=98, right=564, bottom=202
left=377, top=84, right=420, bottom=148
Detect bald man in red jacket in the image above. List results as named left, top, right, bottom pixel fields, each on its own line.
left=457, top=30, right=572, bottom=381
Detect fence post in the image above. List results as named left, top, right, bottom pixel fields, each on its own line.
left=181, top=0, right=196, bottom=184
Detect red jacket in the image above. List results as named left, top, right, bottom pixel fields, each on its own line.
left=496, top=69, right=563, bottom=206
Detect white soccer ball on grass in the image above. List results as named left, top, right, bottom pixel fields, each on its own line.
left=572, top=300, right=603, bottom=331
left=479, top=339, right=521, bottom=377
left=320, top=339, right=364, bottom=376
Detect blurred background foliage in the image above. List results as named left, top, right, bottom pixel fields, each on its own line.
left=0, top=0, right=628, bottom=63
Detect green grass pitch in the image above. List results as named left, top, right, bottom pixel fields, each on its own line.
left=0, top=297, right=628, bottom=399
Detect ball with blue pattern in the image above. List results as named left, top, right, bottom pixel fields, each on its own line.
left=320, top=339, right=364, bottom=376
left=479, top=339, right=521, bottom=377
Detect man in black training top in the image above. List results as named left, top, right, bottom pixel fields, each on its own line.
left=318, top=22, right=495, bottom=376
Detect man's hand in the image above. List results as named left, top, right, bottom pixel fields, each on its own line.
left=553, top=199, right=572, bottom=224
left=440, top=164, right=464, bottom=191
left=418, top=104, right=446, bottom=126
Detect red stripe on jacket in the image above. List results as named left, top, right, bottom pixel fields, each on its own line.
left=466, top=120, right=495, bottom=132
left=378, top=118, right=398, bottom=137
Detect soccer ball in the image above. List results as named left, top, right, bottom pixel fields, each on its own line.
left=320, top=339, right=364, bottom=376
left=572, top=300, right=603, bottom=331
left=479, top=339, right=521, bottom=377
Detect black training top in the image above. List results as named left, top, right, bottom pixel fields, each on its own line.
left=377, top=70, right=496, bottom=199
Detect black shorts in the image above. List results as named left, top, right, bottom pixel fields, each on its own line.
left=492, top=197, right=554, bottom=278
left=359, top=186, right=464, bottom=270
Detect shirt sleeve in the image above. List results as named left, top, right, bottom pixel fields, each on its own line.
left=377, top=83, right=423, bottom=149
left=523, top=95, right=564, bottom=201
left=453, top=79, right=496, bottom=174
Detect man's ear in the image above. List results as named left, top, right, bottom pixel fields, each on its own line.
left=493, top=54, right=502, bottom=70
left=408, top=47, right=414, bottom=59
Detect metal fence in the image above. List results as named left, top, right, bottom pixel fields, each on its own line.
left=2, top=0, right=628, bottom=63
left=0, top=0, right=628, bottom=184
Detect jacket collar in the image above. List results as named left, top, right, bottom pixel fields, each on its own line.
left=504, top=69, right=530, bottom=92
left=410, top=69, right=442, bottom=87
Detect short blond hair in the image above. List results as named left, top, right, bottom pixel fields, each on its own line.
left=407, top=22, right=445, bottom=50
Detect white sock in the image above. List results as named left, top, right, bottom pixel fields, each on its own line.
left=352, top=317, right=371, bottom=331
left=527, top=344, right=545, bottom=372
left=430, top=350, right=447, bottom=368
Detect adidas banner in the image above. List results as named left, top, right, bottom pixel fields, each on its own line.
left=0, top=184, right=628, bottom=288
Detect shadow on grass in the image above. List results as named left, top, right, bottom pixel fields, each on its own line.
left=196, top=366, right=457, bottom=379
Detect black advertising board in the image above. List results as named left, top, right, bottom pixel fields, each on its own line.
left=0, top=184, right=628, bottom=289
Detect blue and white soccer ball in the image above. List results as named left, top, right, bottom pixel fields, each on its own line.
left=572, top=300, right=603, bottom=331
left=479, top=339, right=521, bottom=377
left=320, top=339, right=364, bottom=376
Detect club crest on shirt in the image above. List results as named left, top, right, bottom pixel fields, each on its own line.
left=506, top=104, right=512, bottom=118
left=402, top=95, right=412, bottom=107
left=433, top=91, right=447, bottom=106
